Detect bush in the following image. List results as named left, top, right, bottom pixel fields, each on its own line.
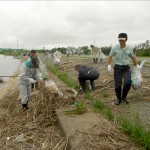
left=136, top=48, right=150, bottom=57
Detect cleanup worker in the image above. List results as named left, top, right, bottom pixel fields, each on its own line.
left=75, top=64, right=100, bottom=92
left=18, top=58, right=39, bottom=109
left=90, top=45, right=101, bottom=64
left=107, top=33, right=139, bottom=105
left=29, top=50, right=41, bottom=88
left=53, top=48, right=62, bottom=67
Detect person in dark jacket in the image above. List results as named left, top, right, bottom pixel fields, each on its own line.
left=75, top=64, right=100, bottom=92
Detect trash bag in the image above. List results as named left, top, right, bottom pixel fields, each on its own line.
left=98, top=52, right=106, bottom=63
left=131, top=60, right=146, bottom=90
left=39, top=64, right=48, bottom=80
left=45, top=80, right=63, bottom=96
left=54, top=58, right=60, bottom=64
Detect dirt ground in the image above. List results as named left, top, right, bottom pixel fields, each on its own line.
left=0, top=55, right=149, bottom=149
left=44, top=54, right=150, bottom=129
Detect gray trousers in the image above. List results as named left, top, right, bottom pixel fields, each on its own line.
left=19, top=81, right=31, bottom=104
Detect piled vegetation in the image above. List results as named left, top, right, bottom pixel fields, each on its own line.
left=0, top=80, right=68, bottom=149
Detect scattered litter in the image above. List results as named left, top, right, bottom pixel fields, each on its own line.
left=15, top=134, right=25, bottom=142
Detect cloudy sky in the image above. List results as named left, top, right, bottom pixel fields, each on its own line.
left=0, top=1, right=149, bottom=49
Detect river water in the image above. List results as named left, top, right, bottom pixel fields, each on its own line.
left=0, top=55, right=20, bottom=90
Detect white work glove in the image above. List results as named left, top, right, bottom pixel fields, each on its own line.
left=136, top=64, right=141, bottom=70
left=29, top=78, right=36, bottom=84
left=107, top=65, right=112, bottom=72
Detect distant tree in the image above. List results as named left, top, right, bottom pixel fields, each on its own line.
left=145, top=40, right=149, bottom=49
left=61, top=47, right=66, bottom=54
left=51, top=48, right=57, bottom=53
left=141, top=43, right=145, bottom=49
left=81, top=46, right=91, bottom=55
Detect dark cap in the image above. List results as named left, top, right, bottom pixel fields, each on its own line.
left=118, top=33, right=128, bottom=41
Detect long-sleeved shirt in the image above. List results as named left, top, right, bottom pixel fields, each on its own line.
left=18, top=61, right=32, bottom=83
left=54, top=51, right=62, bottom=59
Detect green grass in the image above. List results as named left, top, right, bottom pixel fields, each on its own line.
left=92, top=99, right=105, bottom=112
left=84, top=92, right=93, bottom=100
left=65, top=100, right=87, bottom=115
left=117, top=116, right=150, bottom=149
left=74, top=100, right=87, bottom=114
left=46, top=63, right=79, bottom=90
left=105, top=108, right=114, bottom=121
left=42, top=56, right=150, bottom=149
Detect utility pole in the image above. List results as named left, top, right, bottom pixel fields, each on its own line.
left=94, top=38, right=95, bottom=46
left=17, top=40, right=18, bottom=50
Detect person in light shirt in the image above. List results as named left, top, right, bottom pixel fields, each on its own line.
left=107, top=33, right=139, bottom=105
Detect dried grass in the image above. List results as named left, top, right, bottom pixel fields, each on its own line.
left=70, top=116, right=142, bottom=150
left=0, top=80, right=68, bottom=150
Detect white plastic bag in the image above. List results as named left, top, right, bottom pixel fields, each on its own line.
left=54, top=58, right=60, bottom=64
left=39, top=64, right=48, bottom=80
left=45, top=80, right=63, bottom=96
left=131, top=60, right=146, bottom=90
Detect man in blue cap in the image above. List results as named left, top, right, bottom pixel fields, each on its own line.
left=107, top=33, right=139, bottom=105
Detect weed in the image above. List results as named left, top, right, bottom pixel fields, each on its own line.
left=105, top=108, right=114, bottom=120
left=46, top=64, right=79, bottom=90
left=74, top=100, right=87, bottom=114
left=92, top=99, right=105, bottom=112
left=117, top=116, right=150, bottom=149
left=84, top=92, right=93, bottom=100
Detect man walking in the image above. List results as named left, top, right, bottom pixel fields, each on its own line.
left=90, top=45, right=101, bottom=64
left=107, top=33, right=139, bottom=105
left=53, top=48, right=62, bottom=67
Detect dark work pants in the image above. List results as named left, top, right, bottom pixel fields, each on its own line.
left=114, top=65, right=131, bottom=101
left=78, top=70, right=99, bottom=92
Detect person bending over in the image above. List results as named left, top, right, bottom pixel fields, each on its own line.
left=75, top=64, right=100, bottom=92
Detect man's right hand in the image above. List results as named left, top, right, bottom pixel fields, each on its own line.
left=107, top=65, right=112, bottom=72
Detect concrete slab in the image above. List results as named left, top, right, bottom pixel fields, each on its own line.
left=56, top=108, right=100, bottom=149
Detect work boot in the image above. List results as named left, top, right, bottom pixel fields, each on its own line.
left=90, top=81, right=95, bottom=90
left=122, top=98, right=129, bottom=104
left=116, top=99, right=121, bottom=105
left=115, top=86, right=122, bottom=105
left=80, top=82, right=86, bottom=93
left=22, top=103, right=28, bottom=110
left=95, top=58, right=98, bottom=64
left=31, top=83, right=35, bottom=89
left=122, top=84, right=131, bottom=104
left=93, top=58, right=96, bottom=63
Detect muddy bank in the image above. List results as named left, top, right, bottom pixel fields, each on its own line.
left=0, top=64, right=21, bottom=121
left=0, top=64, right=21, bottom=99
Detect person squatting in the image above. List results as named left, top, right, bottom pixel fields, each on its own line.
left=75, top=64, right=100, bottom=93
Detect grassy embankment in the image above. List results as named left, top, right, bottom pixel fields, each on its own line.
left=44, top=59, right=150, bottom=150
left=0, top=49, right=26, bottom=57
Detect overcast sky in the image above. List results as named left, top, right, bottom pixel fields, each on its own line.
left=0, top=1, right=149, bottom=49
